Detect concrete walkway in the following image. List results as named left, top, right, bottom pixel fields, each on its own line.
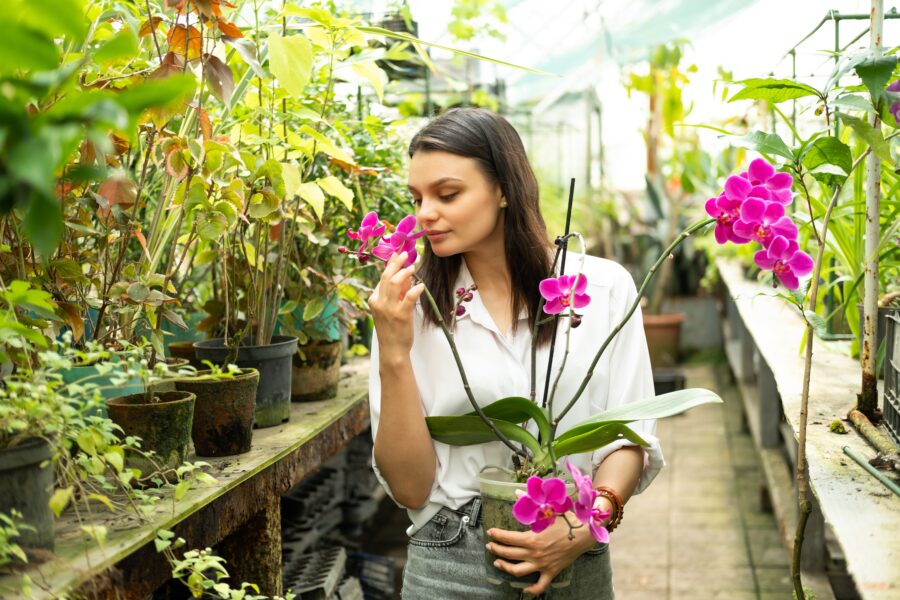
left=611, top=362, right=794, bottom=599
left=362, top=361, right=795, bottom=599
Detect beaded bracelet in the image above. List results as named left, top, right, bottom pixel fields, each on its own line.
left=594, top=486, right=624, bottom=532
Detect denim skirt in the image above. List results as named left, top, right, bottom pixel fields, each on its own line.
left=402, top=497, right=614, bottom=599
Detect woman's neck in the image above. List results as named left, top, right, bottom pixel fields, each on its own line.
left=463, top=247, right=511, bottom=299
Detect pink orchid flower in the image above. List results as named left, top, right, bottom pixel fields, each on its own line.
left=740, top=158, right=794, bottom=205
left=346, top=211, right=386, bottom=260
left=512, top=476, right=574, bottom=533
left=566, top=461, right=611, bottom=544
left=539, top=274, right=591, bottom=315
left=754, top=235, right=814, bottom=290
left=733, top=197, right=798, bottom=247
left=371, top=215, right=425, bottom=267
left=889, top=80, right=900, bottom=124
left=705, top=193, right=750, bottom=245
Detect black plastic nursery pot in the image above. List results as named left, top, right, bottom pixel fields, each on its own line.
left=292, top=340, right=342, bottom=402
left=107, top=391, right=196, bottom=477
left=0, top=439, right=55, bottom=550
left=193, top=336, right=297, bottom=428
left=176, top=369, right=258, bottom=457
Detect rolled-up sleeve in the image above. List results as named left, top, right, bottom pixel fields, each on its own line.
left=368, top=332, right=401, bottom=504
left=589, top=267, right=665, bottom=494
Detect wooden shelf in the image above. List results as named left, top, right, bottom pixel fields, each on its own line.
left=0, top=360, right=371, bottom=599
left=718, top=259, right=900, bottom=600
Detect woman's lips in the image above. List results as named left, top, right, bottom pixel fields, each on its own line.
left=426, top=230, right=449, bottom=241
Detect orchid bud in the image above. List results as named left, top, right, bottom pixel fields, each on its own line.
left=463, top=292, right=474, bottom=302
left=570, top=313, right=583, bottom=328
left=338, top=246, right=350, bottom=254
left=455, top=305, right=466, bottom=317
left=456, top=287, right=466, bottom=298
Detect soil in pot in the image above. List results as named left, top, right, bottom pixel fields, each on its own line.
left=478, top=469, right=575, bottom=590
left=0, top=439, right=54, bottom=550
left=107, top=391, right=195, bottom=477
left=292, top=340, right=342, bottom=402
left=193, top=336, right=297, bottom=428
left=642, top=313, right=685, bottom=368
left=176, top=369, right=258, bottom=457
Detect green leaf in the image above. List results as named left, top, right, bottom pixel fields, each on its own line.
left=50, top=258, right=84, bottom=281
left=116, top=75, right=196, bottom=115
left=801, top=137, right=852, bottom=187
left=577, top=388, right=723, bottom=425
left=316, top=176, right=354, bottom=210
left=730, top=131, right=793, bottom=161
left=11, top=0, right=88, bottom=43
left=298, top=182, right=325, bottom=218
left=93, top=27, right=139, bottom=65
left=303, top=297, right=325, bottom=321
left=282, top=5, right=335, bottom=27
left=49, top=487, right=74, bottom=517
left=104, top=448, right=124, bottom=472
left=356, top=26, right=554, bottom=76
left=248, top=192, right=279, bottom=219
left=267, top=33, right=313, bottom=98
left=351, top=61, right=387, bottom=102
left=154, top=538, right=172, bottom=553
left=464, top=396, right=550, bottom=445
left=174, top=480, right=190, bottom=500
left=0, top=27, right=58, bottom=74
left=281, top=163, right=302, bottom=198
left=425, top=415, right=542, bottom=456
left=838, top=112, right=893, bottom=162
left=832, top=93, right=873, bottom=114
left=551, top=423, right=648, bottom=459
left=854, top=54, right=899, bottom=100
left=729, top=78, right=820, bottom=104
left=196, top=211, right=228, bottom=240
left=804, top=311, right=828, bottom=338
left=80, top=524, right=107, bottom=545
left=87, top=493, right=115, bottom=512
left=298, top=125, right=355, bottom=164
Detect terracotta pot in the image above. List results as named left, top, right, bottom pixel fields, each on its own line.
left=176, top=369, right=258, bottom=457
left=642, top=312, right=685, bottom=368
left=168, top=340, right=202, bottom=368
left=107, top=391, right=196, bottom=476
left=291, top=340, right=342, bottom=402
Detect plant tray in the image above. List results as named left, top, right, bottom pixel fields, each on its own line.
left=885, top=315, right=900, bottom=447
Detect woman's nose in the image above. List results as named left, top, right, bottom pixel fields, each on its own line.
left=416, top=196, right=439, bottom=224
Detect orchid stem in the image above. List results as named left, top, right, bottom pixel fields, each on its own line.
left=416, top=279, right=529, bottom=459
left=551, top=217, right=715, bottom=430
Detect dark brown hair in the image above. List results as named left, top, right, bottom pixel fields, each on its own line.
left=408, top=107, right=555, bottom=344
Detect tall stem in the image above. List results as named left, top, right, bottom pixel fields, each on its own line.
left=418, top=283, right=528, bottom=458
left=552, top=217, right=714, bottom=429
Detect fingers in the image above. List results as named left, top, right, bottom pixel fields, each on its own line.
left=485, top=541, right=529, bottom=561
left=380, top=251, right=409, bottom=282
left=487, top=528, right=531, bottom=547
left=401, top=282, right=426, bottom=310
left=492, top=558, right=537, bottom=579
left=523, top=572, right=554, bottom=597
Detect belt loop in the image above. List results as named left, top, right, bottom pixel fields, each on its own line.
left=468, top=496, right=482, bottom=527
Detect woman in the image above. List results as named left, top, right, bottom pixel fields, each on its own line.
left=367, top=108, right=663, bottom=599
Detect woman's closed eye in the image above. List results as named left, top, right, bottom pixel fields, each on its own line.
left=439, top=192, right=459, bottom=201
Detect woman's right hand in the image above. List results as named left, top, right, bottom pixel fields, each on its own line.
left=368, top=251, right=426, bottom=357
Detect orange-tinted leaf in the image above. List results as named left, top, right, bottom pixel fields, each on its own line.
left=133, top=230, right=151, bottom=261
left=79, top=139, right=96, bottom=165
left=197, top=107, right=212, bottom=140
left=139, top=17, right=164, bottom=37
left=167, top=25, right=202, bottom=61
left=111, top=133, right=129, bottom=155
left=97, top=177, right=137, bottom=208
left=223, top=1, right=237, bottom=7
left=59, top=302, right=85, bottom=342
left=269, top=220, right=283, bottom=242
left=203, top=54, right=234, bottom=103
left=164, top=0, right=184, bottom=8
left=165, top=147, right=189, bottom=179
left=329, top=157, right=380, bottom=176
left=215, top=17, right=242, bottom=38
left=152, top=51, right=184, bottom=79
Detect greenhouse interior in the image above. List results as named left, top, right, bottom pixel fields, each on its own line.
left=1, top=0, right=899, bottom=598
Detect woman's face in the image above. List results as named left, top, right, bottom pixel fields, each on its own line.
left=408, top=150, right=505, bottom=258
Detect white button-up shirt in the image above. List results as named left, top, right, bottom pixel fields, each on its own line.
left=369, top=255, right=664, bottom=534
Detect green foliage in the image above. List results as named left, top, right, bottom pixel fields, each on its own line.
left=0, top=510, right=33, bottom=569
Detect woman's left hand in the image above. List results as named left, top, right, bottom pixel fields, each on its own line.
left=486, top=514, right=598, bottom=596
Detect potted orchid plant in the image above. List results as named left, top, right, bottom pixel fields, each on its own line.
left=343, top=157, right=813, bottom=589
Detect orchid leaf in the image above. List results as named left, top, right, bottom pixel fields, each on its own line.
left=551, top=423, right=648, bottom=460
left=577, top=388, right=723, bottom=426
left=730, top=131, right=793, bottom=161
left=425, top=415, right=542, bottom=456
left=465, top=396, right=550, bottom=444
